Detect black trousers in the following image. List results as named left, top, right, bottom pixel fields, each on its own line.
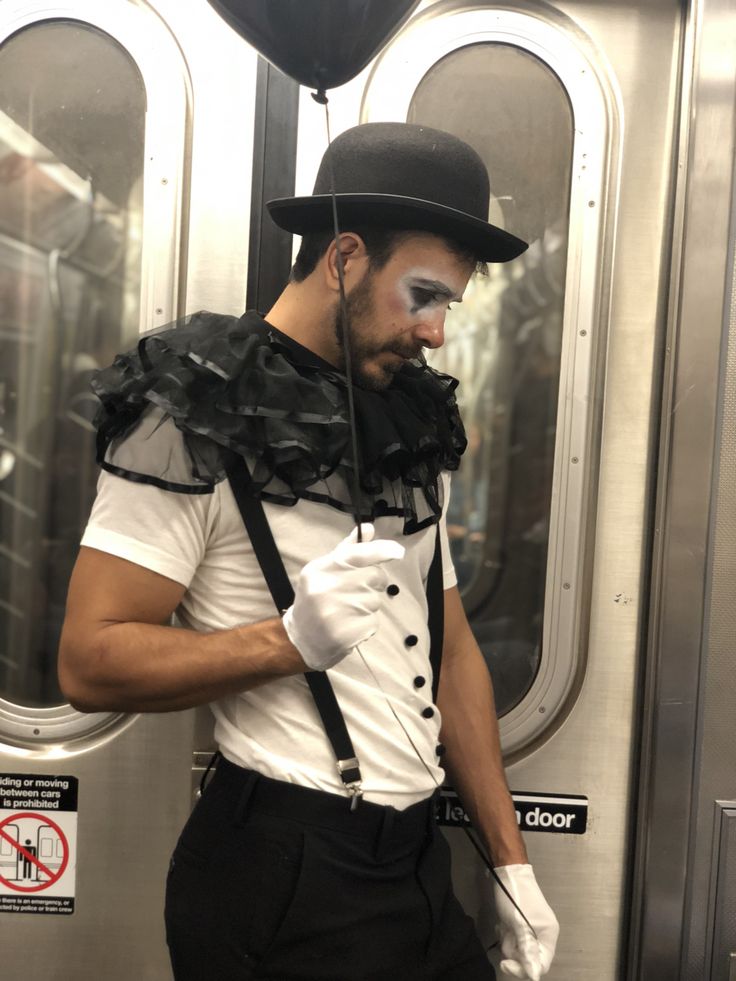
left=165, top=757, right=495, bottom=981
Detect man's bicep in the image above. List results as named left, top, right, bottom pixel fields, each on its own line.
left=64, top=546, right=187, bottom=631
left=58, top=548, right=189, bottom=710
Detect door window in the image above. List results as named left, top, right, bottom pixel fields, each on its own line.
left=409, top=43, right=573, bottom=715
left=0, top=21, right=145, bottom=707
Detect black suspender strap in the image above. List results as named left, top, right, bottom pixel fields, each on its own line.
left=225, top=453, right=294, bottom=612
left=224, top=453, right=364, bottom=807
left=427, top=528, right=444, bottom=703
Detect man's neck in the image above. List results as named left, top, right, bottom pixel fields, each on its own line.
left=265, top=281, right=340, bottom=366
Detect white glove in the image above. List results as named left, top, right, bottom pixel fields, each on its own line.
left=492, top=864, right=559, bottom=980
left=282, top=523, right=404, bottom=671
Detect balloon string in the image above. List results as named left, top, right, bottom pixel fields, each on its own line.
left=318, top=95, right=364, bottom=543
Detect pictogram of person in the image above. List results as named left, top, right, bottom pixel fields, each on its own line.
left=22, top=838, right=37, bottom=880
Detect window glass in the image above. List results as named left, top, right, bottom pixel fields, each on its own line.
left=409, top=44, right=573, bottom=715
left=0, top=22, right=145, bottom=707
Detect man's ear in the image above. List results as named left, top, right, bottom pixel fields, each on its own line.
left=323, top=233, right=369, bottom=292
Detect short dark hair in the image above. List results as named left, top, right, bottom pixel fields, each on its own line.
left=289, top=226, right=486, bottom=282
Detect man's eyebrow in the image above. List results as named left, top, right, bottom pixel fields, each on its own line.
left=410, top=278, right=463, bottom=303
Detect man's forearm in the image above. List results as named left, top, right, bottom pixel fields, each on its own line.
left=438, top=591, right=527, bottom=866
left=59, top=616, right=306, bottom=714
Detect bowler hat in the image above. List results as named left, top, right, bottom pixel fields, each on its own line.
left=267, top=122, right=527, bottom=263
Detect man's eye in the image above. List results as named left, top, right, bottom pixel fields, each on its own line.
left=411, top=288, right=437, bottom=307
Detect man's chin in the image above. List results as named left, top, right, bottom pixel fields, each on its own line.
left=355, top=361, right=397, bottom=392
left=356, top=370, right=393, bottom=392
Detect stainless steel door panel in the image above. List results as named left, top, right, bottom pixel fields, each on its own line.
left=1, top=712, right=195, bottom=980
left=153, top=0, right=259, bottom=316
left=633, top=0, right=736, bottom=972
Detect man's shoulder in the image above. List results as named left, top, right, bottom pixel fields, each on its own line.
left=103, top=406, right=219, bottom=494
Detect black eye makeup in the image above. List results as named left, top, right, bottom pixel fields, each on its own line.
left=410, top=287, right=439, bottom=310
left=406, top=278, right=461, bottom=314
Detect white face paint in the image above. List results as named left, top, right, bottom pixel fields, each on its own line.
left=399, top=272, right=463, bottom=316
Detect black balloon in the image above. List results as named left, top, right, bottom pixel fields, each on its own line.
left=208, top=0, right=421, bottom=92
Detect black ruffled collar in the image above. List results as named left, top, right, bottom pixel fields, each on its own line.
left=92, top=310, right=466, bottom=534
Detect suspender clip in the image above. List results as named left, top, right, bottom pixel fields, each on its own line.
left=337, top=757, right=363, bottom=810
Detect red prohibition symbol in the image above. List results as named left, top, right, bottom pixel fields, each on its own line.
left=0, top=811, right=69, bottom=893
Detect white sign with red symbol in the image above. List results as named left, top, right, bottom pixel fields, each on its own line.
left=0, top=774, right=78, bottom=915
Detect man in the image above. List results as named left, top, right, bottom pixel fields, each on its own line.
left=58, top=123, right=558, bottom=980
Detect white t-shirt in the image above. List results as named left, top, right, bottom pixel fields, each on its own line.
left=81, top=409, right=457, bottom=808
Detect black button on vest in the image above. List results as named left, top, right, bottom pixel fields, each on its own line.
left=387, top=584, right=400, bottom=596
left=405, top=634, right=418, bottom=647
left=413, top=676, right=426, bottom=689
left=435, top=743, right=446, bottom=757
left=421, top=707, right=435, bottom=719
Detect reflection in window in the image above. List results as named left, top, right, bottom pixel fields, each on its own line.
left=409, top=44, right=573, bottom=715
left=0, top=22, right=145, bottom=707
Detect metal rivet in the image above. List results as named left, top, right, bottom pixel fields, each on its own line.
left=161, top=177, right=168, bottom=185
left=588, top=200, right=595, bottom=207
left=33, top=728, right=40, bottom=735
left=579, top=329, right=587, bottom=336
left=563, top=582, right=571, bottom=590
left=571, top=457, right=579, bottom=464
left=539, top=706, right=546, bottom=714
left=156, top=307, right=163, bottom=315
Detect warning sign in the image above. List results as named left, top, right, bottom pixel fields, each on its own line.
left=0, top=774, right=77, bottom=915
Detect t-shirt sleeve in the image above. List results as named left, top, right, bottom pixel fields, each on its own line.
left=81, top=411, right=215, bottom=587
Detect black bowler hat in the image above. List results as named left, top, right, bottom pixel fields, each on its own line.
left=267, top=122, right=528, bottom=263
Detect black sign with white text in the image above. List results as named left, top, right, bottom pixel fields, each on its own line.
left=437, top=789, right=588, bottom=835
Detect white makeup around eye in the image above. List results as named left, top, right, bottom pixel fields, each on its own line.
left=401, top=276, right=450, bottom=314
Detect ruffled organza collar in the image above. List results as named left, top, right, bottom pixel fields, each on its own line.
left=92, top=310, right=466, bottom=534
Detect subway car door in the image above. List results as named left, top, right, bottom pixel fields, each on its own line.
left=0, top=1, right=257, bottom=976
left=289, top=1, right=683, bottom=978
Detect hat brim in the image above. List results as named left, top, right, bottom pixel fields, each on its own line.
left=267, top=193, right=528, bottom=263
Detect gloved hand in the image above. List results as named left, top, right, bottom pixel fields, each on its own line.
left=492, top=864, right=559, bottom=980
left=282, top=523, right=405, bottom=671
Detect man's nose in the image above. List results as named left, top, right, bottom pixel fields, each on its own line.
left=412, top=311, right=446, bottom=350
